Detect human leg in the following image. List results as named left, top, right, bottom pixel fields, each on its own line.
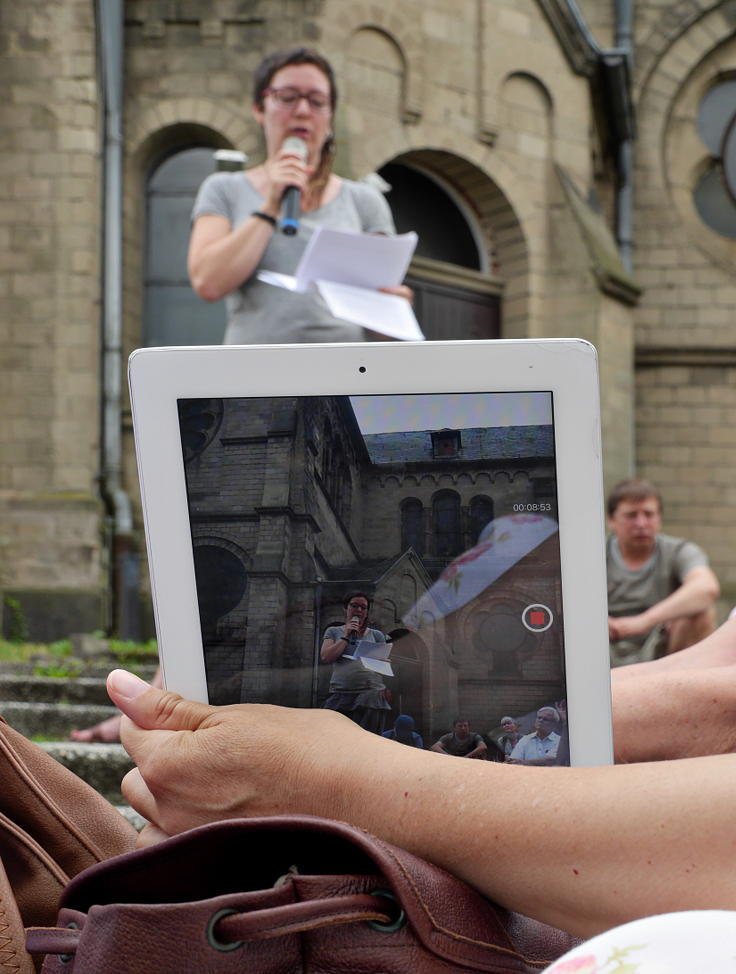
left=664, top=604, right=717, bottom=654
left=70, top=666, right=163, bottom=742
left=612, top=616, right=736, bottom=682
left=612, top=665, right=736, bottom=762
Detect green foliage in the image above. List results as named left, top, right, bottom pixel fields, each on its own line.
left=0, top=634, right=157, bottom=665
left=0, top=639, right=45, bottom=662
left=3, top=596, right=28, bottom=643
left=32, top=662, right=83, bottom=679
left=46, top=639, right=73, bottom=658
left=106, top=638, right=159, bottom=665
left=107, top=637, right=158, bottom=655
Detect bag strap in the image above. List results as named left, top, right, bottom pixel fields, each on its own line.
left=215, top=892, right=394, bottom=942
left=26, top=892, right=394, bottom=960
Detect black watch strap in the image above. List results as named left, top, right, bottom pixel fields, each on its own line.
left=251, top=210, right=277, bottom=226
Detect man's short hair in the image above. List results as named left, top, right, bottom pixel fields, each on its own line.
left=453, top=717, right=469, bottom=727
left=537, top=707, right=560, bottom=721
left=607, top=478, right=663, bottom=517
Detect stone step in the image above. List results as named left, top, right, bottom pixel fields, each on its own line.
left=38, top=741, right=134, bottom=807
left=0, top=701, right=120, bottom=740
left=0, top=674, right=111, bottom=706
left=0, top=659, right=159, bottom=681
left=0, top=660, right=152, bottom=830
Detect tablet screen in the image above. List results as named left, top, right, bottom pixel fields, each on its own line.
left=177, top=391, right=569, bottom=765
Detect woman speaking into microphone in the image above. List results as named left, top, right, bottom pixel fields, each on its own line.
left=187, top=47, right=412, bottom=345
left=70, top=49, right=409, bottom=746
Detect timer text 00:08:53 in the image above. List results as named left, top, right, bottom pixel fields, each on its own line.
left=512, top=503, right=553, bottom=513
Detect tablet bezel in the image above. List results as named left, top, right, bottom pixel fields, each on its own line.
left=128, top=339, right=612, bottom=767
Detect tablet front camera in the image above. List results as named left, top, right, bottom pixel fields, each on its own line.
left=358, top=366, right=366, bottom=373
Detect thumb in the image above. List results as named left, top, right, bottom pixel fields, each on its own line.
left=106, top=669, right=214, bottom=732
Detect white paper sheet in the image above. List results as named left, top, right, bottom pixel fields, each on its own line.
left=257, top=269, right=299, bottom=291
left=256, top=226, right=424, bottom=342
left=294, top=227, right=418, bottom=292
left=343, top=637, right=395, bottom=677
left=358, top=657, right=394, bottom=677
left=315, top=280, right=424, bottom=342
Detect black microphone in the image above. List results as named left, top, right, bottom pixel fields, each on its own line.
left=280, top=136, right=308, bottom=235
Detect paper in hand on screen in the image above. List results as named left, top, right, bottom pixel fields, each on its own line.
left=257, top=227, right=424, bottom=341
left=343, top=638, right=394, bottom=678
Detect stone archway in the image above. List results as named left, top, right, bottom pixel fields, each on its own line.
left=381, top=149, right=529, bottom=339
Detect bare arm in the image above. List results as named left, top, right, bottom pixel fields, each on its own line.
left=320, top=616, right=366, bottom=662
left=188, top=150, right=310, bottom=302
left=609, top=565, right=720, bottom=641
left=188, top=213, right=276, bottom=302
left=109, top=670, right=736, bottom=940
left=320, top=634, right=348, bottom=663
left=612, top=664, right=736, bottom=761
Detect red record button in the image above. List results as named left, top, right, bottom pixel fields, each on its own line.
left=522, top=604, right=553, bottom=632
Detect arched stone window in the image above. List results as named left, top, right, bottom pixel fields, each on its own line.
left=472, top=608, right=524, bottom=678
left=469, top=495, right=494, bottom=546
left=401, top=497, right=424, bottom=555
left=693, top=79, right=736, bottom=238
left=178, top=398, right=224, bottom=463
left=382, top=162, right=481, bottom=269
left=192, top=543, right=247, bottom=636
left=378, top=161, right=501, bottom=340
left=432, top=490, right=462, bottom=557
left=144, top=147, right=226, bottom=346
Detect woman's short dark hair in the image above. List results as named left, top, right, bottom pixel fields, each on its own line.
left=343, top=591, right=371, bottom=610
left=252, top=47, right=338, bottom=111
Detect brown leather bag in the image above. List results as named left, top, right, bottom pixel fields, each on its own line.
left=27, top=815, right=579, bottom=973
left=0, top=716, right=138, bottom=973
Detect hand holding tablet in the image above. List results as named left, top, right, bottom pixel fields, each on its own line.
left=129, top=339, right=612, bottom=767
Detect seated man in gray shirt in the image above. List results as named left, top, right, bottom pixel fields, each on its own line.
left=607, top=478, right=719, bottom=666
left=431, top=719, right=487, bottom=759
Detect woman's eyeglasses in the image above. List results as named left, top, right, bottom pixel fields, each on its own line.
left=263, top=86, right=331, bottom=113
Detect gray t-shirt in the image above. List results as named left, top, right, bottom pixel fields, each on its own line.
left=323, top=625, right=387, bottom=692
left=607, top=533, right=708, bottom=619
left=191, top=173, right=395, bottom=345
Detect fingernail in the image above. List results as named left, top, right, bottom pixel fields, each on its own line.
left=108, top=669, right=151, bottom=701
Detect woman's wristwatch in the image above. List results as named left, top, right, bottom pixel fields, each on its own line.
left=251, top=210, right=277, bottom=227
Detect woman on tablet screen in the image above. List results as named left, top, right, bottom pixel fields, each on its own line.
left=320, top=592, right=391, bottom=734
left=187, top=47, right=412, bottom=345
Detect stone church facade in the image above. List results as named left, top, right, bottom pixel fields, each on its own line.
left=181, top=393, right=563, bottom=740
left=2, top=0, right=735, bottom=639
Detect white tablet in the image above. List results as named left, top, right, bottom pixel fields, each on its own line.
left=129, top=339, right=613, bottom=767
